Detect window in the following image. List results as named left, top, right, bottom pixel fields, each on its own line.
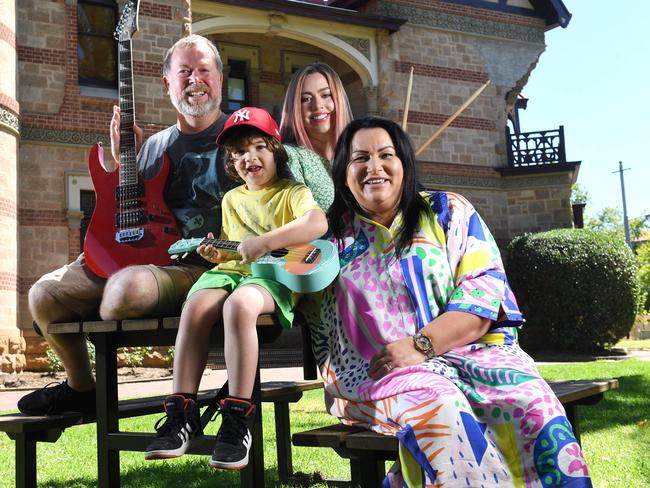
left=80, top=190, right=97, bottom=248
left=77, top=0, right=118, bottom=89
left=66, top=172, right=95, bottom=248
left=227, top=60, right=249, bottom=112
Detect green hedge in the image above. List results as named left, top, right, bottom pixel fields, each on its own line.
left=506, top=229, right=641, bottom=352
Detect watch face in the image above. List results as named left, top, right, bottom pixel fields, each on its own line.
left=415, top=333, right=431, bottom=351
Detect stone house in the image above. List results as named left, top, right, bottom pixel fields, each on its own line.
left=0, top=0, right=579, bottom=372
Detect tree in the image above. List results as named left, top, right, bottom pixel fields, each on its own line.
left=585, top=207, right=649, bottom=241
left=570, top=183, right=589, bottom=205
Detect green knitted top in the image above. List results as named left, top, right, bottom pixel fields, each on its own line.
left=284, top=144, right=334, bottom=212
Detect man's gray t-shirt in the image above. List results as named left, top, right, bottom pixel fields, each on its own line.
left=137, top=114, right=230, bottom=239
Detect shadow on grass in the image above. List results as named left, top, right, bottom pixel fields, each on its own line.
left=579, top=374, right=650, bottom=434
left=37, top=459, right=283, bottom=488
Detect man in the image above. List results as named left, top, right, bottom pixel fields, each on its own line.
left=18, top=35, right=229, bottom=416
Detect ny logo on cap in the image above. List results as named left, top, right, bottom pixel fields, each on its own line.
left=233, top=108, right=250, bottom=123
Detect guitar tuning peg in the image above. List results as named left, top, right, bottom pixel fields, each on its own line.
left=182, top=253, right=189, bottom=260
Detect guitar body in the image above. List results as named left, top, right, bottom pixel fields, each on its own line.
left=84, top=143, right=180, bottom=278
left=251, top=240, right=340, bottom=293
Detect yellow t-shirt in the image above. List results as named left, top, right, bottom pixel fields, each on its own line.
left=216, top=179, right=322, bottom=275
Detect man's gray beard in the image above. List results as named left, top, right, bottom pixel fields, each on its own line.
left=173, top=93, right=221, bottom=118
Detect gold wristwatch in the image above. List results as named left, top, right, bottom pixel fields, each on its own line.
left=413, top=332, right=437, bottom=359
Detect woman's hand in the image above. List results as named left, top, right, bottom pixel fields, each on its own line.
left=368, top=336, right=426, bottom=380
left=197, top=232, right=226, bottom=263
left=238, top=236, right=270, bottom=263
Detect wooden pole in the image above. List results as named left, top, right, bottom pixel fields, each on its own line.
left=401, top=66, right=414, bottom=131
left=183, top=0, right=192, bottom=36
left=415, top=80, right=491, bottom=157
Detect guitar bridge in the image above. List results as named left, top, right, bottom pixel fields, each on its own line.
left=115, top=228, right=144, bottom=243
left=304, top=247, right=321, bottom=264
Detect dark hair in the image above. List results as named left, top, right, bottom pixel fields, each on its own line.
left=328, top=116, right=428, bottom=256
left=220, top=126, right=289, bottom=183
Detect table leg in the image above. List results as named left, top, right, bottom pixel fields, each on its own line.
left=15, top=434, right=37, bottom=488
left=93, top=333, right=121, bottom=488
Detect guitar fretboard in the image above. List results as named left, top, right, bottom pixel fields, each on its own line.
left=118, top=35, right=137, bottom=187
left=203, top=238, right=289, bottom=258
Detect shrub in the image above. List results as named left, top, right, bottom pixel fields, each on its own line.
left=637, top=242, right=650, bottom=312
left=506, top=229, right=642, bottom=352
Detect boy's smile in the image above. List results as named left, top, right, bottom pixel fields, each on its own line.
left=232, top=137, right=279, bottom=191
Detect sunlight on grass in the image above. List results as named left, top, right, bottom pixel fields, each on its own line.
left=615, top=338, right=650, bottom=349
left=1, top=360, right=649, bottom=486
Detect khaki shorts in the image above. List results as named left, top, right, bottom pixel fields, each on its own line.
left=33, top=253, right=207, bottom=323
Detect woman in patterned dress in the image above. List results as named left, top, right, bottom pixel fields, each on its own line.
left=280, top=62, right=353, bottom=211
left=313, top=116, right=592, bottom=487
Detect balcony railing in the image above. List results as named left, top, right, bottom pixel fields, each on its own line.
left=506, top=125, right=567, bottom=167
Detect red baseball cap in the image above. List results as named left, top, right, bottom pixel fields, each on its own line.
left=216, top=107, right=281, bottom=144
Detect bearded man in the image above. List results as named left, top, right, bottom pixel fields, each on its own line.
left=19, top=35, right=230, bottom=416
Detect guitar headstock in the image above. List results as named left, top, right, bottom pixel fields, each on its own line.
left=114, top=0, right=140, bottom=42
left=168, top=238, right=206, bottom=255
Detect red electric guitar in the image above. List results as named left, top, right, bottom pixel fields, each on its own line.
left=84, top=0, right=180, bottom=278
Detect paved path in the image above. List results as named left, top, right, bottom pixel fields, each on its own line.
left=0, top=367, right=306, bottom=413
left=3, top=350, right=649, bottom=413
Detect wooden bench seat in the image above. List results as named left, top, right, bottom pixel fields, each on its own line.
left=1, top=379, right=323, bottom=488
left=292, top=378, right=619, bottom=487
left=3, top=314, right=323, bottom=488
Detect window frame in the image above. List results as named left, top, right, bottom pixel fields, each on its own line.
left=77, top=0, right=119, bottom=91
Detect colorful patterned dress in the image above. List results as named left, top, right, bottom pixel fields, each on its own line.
left=313, top=191, right=591, bottom=487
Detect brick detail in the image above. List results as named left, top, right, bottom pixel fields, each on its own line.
left=140, top=1, right=173, bottom=20
left=69, top=227, right=80, bottom=262
left=405, top=110, right=495, bottom=131
left=134, top=60, right=163, bottom=78
left=0, top=197, right=17, bottom=219
left=418, top=161, right=499, bottom=178
left=395, top=61, right=488, bottom=83
left=0, top=93, right=19, bottom=115
left=391, top=0, right=546, bottom=29
left=0, top=21, right=16, bottom=48
left=17, top=45, right=64, bottom=66
left=19, top=276, right=40, bottom=296
left=0, top=272, right=18, bottom=292
left=260, top=71, right=284, bottom=85
left=19, top=209, right=66, bottom=226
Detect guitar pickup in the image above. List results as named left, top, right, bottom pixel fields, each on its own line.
left=116, top=183, right=144, bottom=199
left=116, top=210, right=145, bottom=227
left=117, top=199, right=143, bottom=209
left=115, top=228, right=144, bottom=243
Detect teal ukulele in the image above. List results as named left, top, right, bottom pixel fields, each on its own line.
left=168, top=238, right=339, bottom=293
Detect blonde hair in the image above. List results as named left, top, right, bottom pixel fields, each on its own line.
left=279, top=63, right=352, bottom=160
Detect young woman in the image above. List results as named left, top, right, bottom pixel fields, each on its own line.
left=280, top=62, right=353, bottom=211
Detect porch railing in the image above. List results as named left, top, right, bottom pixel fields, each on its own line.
left=506, top=125, right=567, bottom=167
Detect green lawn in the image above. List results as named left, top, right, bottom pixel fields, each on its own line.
left=2, top=360, right=649, bottom=487
left=616, top=338, right=650, bottom=349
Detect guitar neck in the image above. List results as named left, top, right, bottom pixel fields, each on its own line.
left=203, top=238, right=288, bottom=258
left=117, top=35, right=137, bottom=186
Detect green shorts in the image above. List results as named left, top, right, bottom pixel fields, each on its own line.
left=187, top=271, right=296, bottom=329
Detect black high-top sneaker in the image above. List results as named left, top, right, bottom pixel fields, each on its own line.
left=209, top=397, right=256, bottom=470
left=145, top=395, right=201, bottom=460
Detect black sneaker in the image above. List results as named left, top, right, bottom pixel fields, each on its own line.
left=209, top=397, right=256, bottom=470
left=145, top=395, right=202, bottom=460
left=17, top=380, right=96, bottom=416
